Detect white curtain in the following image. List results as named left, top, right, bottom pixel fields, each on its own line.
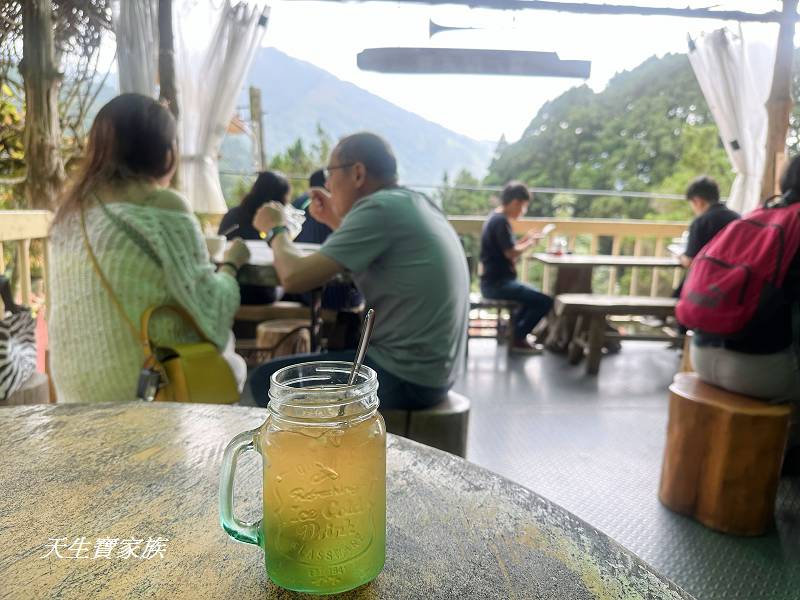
left=174, top=1, right=269, bottom=214
left=688, top=27, right=777, bottom=213
left=111, top=0, right=159, bottom=96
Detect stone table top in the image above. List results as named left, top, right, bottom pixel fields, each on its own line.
left=0, top=403, right=693, bottom=599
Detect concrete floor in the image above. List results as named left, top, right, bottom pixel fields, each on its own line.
left=242, top=339, right=800, bottom=599
left=456, top=339, right=800, bottom=600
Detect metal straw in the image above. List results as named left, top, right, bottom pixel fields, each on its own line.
left=348, top=309, right=375, bottom=385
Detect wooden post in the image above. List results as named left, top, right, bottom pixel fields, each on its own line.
left=760, top=0, right=798, bottom=203
left=17, top=239, right=31, bottom=306
left=249, top=87, right=266, bottom=170
left=607, top=235, right=622, bottom=295
left=651, top=238, right=664, bottom=297
left=21, top=0, right=65, bottom=211
left=629, top=237, right=643, bottom=295
left=158, top=0, right=180, bottom=189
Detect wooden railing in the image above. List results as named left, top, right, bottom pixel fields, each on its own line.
left=0, top=211, right=53, bottom=306
left=0, top=211, right=687, bottom=303
left=448, top=216, right=689, bottom=297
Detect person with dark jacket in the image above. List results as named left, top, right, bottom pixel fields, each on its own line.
left=219, top=171, right=290, bottom=305
left=219, top=171, right=291, bottom=241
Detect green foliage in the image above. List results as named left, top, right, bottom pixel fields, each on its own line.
left=268, top=123, right=332, bottom=198
left=486, top=53, right=730, bottom=220
left=0, top=84, right=24, bottom=177
left=436, top=169, right=492, bottom=216
left=222, top=124, right=333, bottom=207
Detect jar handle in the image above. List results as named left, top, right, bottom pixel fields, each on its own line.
left=219, top=428, right=262, bottom=547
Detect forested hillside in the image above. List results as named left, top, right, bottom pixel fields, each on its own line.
left=442, top=51, right=800, bottom=221
left=482, top=53, right=735, bottom=220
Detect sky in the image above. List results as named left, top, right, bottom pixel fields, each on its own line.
left=262, top=0, right=784, bottom=142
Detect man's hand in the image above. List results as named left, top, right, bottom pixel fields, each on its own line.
left=308, top=187, right=341, bottom=230
left=522, top=229, right=544, bottom=243
left=253, top=201, right=286, bottom=234
left=222, top=238, right=250, bottom=269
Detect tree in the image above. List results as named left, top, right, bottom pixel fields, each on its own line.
left=437, top=169, right=491, bottom=216
left=20, top=0, right=65, bottom=210
left=487, top=53, right=728, bottom=220
left=267, top=124, right=332, bottom=196
left=1, top=0, right=112, bottom=209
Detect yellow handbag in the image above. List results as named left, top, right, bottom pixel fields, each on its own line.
left=139, top=304, right=239, bottom=404
left=81, top=204, right=239, bottom=404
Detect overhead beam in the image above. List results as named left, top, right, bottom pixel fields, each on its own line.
left=358, top=47, right=591, bottom=77
left=311, top=0, right=796, bottom=24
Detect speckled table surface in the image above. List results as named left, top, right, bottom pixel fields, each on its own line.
left=0, top=403, right=693, bottom=599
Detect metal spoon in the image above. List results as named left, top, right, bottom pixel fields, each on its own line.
left=348, top=308, right=375, bottom=385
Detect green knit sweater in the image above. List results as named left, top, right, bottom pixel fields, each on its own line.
left=49, top=191, right=240, bottom=403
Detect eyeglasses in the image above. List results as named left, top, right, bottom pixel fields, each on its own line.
left=323, top=163, right=355, bottom=179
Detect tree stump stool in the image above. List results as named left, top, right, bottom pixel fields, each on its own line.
left=382, top=391, right=470, bottom=457
left=659, top=372, right=791, bottom=535
left=233, top=319, right=311, bottom=367
left=233, top=301, right=309, bottom=340
left=1, top=372, right=50, bottom=406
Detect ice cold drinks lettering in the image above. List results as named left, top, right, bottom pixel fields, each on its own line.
left=261, top=417, right=385, bottom=591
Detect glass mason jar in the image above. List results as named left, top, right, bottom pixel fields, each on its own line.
left=219, top=361, right=386, bottom=594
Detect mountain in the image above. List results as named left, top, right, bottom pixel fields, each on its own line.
left=485, top=53, right=736, bottom=220
left=220, top=48, right=494, bottom=184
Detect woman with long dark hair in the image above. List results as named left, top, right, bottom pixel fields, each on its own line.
left=218, top=171, right=291, bottom=240
left=49, top=93, right=249, bottom=403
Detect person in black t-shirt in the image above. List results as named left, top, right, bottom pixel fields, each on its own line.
left=479, top=182, right=553, bottom=354
left=673, top=176, right=739, bottom=301
left=680, top=176, right=739, bottom=269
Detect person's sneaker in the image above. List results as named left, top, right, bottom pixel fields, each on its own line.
left=511, top=338, right=544, bottom=355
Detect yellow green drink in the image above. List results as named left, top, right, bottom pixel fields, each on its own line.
left=219, top=362, right=387, bottom=594
left=261, top=416, right=386, bottom=593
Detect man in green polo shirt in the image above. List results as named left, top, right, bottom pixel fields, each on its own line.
left=249, top=132, right=469, bottom=410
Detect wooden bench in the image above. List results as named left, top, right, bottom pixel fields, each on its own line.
left=468, top=293, right=518, bottom=354
left=381, top=391, right=470, bottom=457
left=554, top=294, right=678, bottom=374
left=659, top=372, right=791, bottom=536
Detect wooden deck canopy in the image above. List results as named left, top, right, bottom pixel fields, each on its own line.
left=343, top=0, right=800, bottom=201
left=317, top=0, right=800, bottom=23
left=357, top=47, right=590, bottom=77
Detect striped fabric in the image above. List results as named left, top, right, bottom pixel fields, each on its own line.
left=0, top=310, right=37, bottom=401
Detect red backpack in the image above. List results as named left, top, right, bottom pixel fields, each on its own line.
left=676, top=200, right=800, bottom=336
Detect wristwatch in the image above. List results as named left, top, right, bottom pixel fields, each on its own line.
left=265, top=225, right=288, bottom=247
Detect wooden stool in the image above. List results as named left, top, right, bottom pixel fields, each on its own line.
left=659, top=372, right=791, bottom=535
left=235, top=319, right=311, bottom=367
left=468, top=293, right=518, bottom=353
left=1, top=372, right=50, bottom=406
left=234, top=301, right=309, bottom=340
left=256, top=318, right=310, bottom=357
left=382, top=391, right=470, bottom=457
